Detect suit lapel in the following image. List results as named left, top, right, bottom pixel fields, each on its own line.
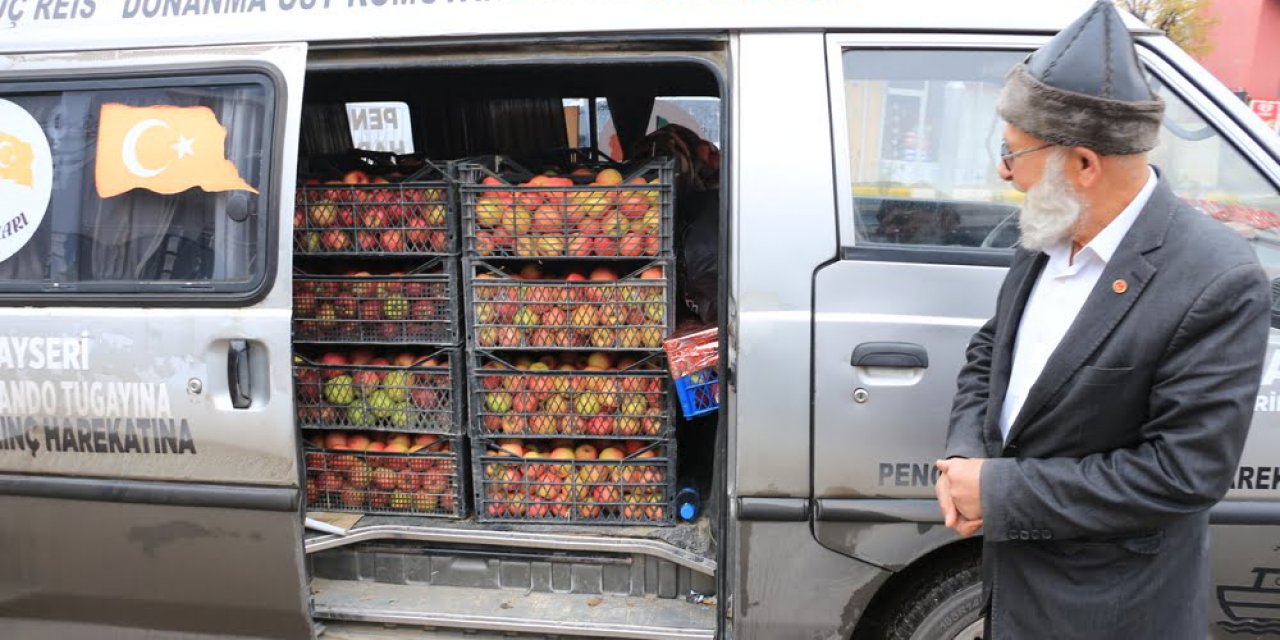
left=1002, top=177, right=1177, bottom=448
left=984, top=251, right=1046, bottom=457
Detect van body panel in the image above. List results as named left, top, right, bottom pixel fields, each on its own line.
left=0, top=43, right=310, bottom=639
left=0, top=309, right=300, bottom=484
left=730, top=520, right=887, bottom=640
left=0, top=494, right=311, bottom=639
left=731, top=32, right=835, bottom=498
left=811, top=260, right=1002, bottom=500
left=0, top=1, right=1105, bottom=56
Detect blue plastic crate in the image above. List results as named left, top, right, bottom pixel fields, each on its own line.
left=674, top=367, right=719, bottom=418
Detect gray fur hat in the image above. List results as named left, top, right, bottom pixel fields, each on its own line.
left=997, top=0, right=1165, bottom=156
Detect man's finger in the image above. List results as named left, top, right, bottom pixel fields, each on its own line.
left=936, top=473, right=958, bottom=528
left=956, top=519, right=984, bottom=538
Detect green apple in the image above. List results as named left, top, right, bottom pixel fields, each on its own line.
left=323, top=375, right=356, bottom=406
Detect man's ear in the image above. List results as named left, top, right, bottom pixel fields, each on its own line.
left=1072, top=146, right=1103, bottom=189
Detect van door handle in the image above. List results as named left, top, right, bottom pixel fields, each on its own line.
left=228, top=340, right=253, bottom=409
left=851, top=342, right=929, bottom=369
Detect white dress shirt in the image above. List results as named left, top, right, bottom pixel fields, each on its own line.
left=999, top=168, right=1158, bottom=442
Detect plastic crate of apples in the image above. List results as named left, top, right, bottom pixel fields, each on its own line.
left=470, top=351, right=670, bottom=439
left=466, top=261, right=671, bottom=351
left=305, top=431, right=464, bottom=518
left=293, top=262, right=458, bottom=345
left=473, top=438, right=673, bottom=524
left=459, top=158, right=673, bottom=259
left=293, top=347, right=462, bottom=435
left=295, top=166, right=454, bottom=256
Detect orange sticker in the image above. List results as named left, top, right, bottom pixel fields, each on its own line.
left=95, top=103, right=257, bottom=198
left=1112, top=279, right=1128, bottom=294
left=0, top=130, right=35, bottom=188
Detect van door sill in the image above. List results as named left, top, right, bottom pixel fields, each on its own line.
left=312, top=578, right=716, bottom=640
left=306, top=524, right=715, bottom=576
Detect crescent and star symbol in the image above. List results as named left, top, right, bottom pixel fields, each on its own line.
left=120, top=120, right=196, bottom=178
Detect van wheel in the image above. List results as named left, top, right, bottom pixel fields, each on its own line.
left=883, top=558, right=984, bottom=640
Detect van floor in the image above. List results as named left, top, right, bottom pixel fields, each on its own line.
left=306, top=513, right=715, bottom=559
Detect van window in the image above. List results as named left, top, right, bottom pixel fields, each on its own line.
left=839, top=49, right=1025, bottom=251
left=0, top=75, right=273, bottom=297
left=591, top=96, right=722, bottom=161
left=1148, top=78, right=1280, bottom=278
left=839, top=49, right=1280, bottom=269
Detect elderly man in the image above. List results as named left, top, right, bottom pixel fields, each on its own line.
left=934, top=1, right=1272, bottom=637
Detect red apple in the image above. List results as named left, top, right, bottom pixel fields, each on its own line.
left=380, top=229, right=407, bottom=252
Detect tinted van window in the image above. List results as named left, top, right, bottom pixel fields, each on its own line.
left=0, top=76, right=272, bottom=297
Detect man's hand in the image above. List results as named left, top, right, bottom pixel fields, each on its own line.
left=936, top=458, right=986, bottom=537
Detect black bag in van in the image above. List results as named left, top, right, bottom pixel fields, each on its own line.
left=678, top=189, right=719, bottom=325
left=628, top=124, right=721, bottom=324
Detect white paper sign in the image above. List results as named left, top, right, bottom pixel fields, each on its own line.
left=346, top=101, right=415, bottom=154
left=0, top=99, right=53, bottom=265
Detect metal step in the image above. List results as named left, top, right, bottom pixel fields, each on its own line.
left=311, top=578, right=717, bottom=640
left=306, top=522, right=715, bottom=576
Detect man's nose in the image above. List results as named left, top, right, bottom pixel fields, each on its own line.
left=996, top=161, right=1013, bottom=182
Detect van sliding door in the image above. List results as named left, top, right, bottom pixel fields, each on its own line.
left=0, top=44, right=310, bottom=640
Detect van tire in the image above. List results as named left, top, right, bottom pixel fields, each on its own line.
left=882, top=558, right=984, bottom=640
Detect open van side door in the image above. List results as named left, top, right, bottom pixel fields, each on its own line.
left=0, top=44, right=310, bottom=639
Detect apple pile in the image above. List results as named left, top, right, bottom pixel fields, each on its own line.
left=305, top=431, right=458, bottom=515
left=471, top=264, right=667, bottom=350
left=473, top=351, right=667, bottom=438
left=478, top=438, right=669, bottom=522
left=294, top=350, right=456, bottom=432
left=293, top=272, right=451, bottom=344
left=296, top=170, right=451, bottom=255
left=468, top=167, right=664, bottom=258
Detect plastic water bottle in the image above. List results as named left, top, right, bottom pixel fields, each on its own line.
left=675, top=484, right=700, bottom=522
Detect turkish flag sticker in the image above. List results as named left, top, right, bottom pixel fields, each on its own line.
left=94, top=103, right=258, bottom=198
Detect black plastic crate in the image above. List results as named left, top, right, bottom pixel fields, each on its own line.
left=305, top=435, right=466, bottom=518
left=293, top=258, right=459, bottom=345
left=468, top=351, right=672, bottom=440
left=294, top=160, right=456, bottom=256
left=472, top=437, right=675, bottom=525
left=463, top=259, right=673, bottom=351
left=458, top=157, right=674, bottom=260
left=293, top=347, right=464, bottom=435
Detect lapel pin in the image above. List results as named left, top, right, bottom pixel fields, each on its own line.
left=1112, top=279, right=1128, bottom=294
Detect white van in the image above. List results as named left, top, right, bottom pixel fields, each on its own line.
left=3, top=2, right=1280, bottom=639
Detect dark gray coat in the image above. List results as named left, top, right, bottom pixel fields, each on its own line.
left=945, top=176, right=1271, bottom=639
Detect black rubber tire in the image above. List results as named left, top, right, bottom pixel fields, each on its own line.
left=881, top=557, right=984, bottom=640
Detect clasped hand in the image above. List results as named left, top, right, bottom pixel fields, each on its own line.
left=935, top=458, right=984, bottom=537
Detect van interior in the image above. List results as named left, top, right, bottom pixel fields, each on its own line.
left=292, top=42, right=726, bottom=633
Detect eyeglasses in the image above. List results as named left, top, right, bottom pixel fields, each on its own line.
left=1000, top=141, right=1053, bottom=171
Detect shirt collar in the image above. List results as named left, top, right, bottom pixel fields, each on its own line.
left=1085, top=166, right=1158, bottom=264
left=1044, top=166, right=1158, bottom=269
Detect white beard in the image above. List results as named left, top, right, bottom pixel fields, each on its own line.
left=1017, top=152, right=1083, bottom=253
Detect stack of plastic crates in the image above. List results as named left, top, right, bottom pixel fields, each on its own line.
left=458, top=156, right=679, bottom=524
left=293, top=158, right=468, bottom=518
